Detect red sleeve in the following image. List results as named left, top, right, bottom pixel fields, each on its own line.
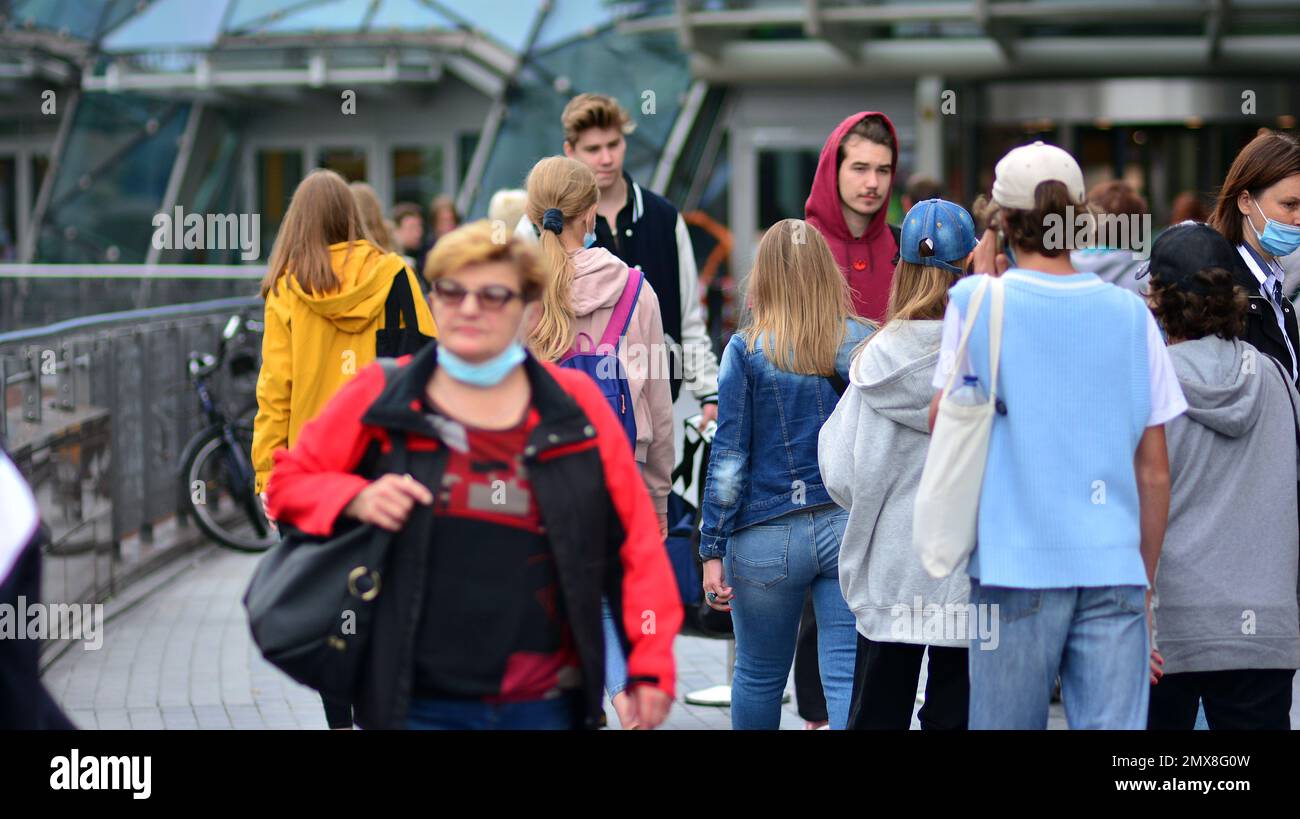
left=264, top=361, right=389, bottom=536
left=544, top=363, right=684, bottom=698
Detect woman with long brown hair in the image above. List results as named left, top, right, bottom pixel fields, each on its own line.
left=1208, top=130, right=1300, bottom=384
left=819, top=199, right=977, bottom=730
left=252, top=168, right=435, bottom=727
left=698, top=218, right=872, bottom=729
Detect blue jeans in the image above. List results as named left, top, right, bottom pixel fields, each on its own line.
left=724, top=505, right=856, bottom=730
left=405, top=694, right=578, bottom=730
left=601, top=597, right=628, bottom=697
left=968, top=580, right=1149, bottom=729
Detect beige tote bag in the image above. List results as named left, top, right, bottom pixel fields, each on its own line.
left=913, top=274, right=1004, bottom=579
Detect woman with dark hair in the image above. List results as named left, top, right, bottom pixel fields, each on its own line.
left=1144, top=223, right=1300, bottom=730
left=1207, top=130, right=1300, bottom=384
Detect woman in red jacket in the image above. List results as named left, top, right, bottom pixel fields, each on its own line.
left=265, top=220, right=682, bottom=730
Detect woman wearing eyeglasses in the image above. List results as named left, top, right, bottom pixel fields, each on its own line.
left=264, top=220, right=681, bottom=730
left=523, top=156, right=675, bottom=729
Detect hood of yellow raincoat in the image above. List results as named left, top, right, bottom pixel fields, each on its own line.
left=283, top=240, right=407, bottom=333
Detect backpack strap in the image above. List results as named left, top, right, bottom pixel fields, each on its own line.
left=383, top=269, right=417, bottom=332
left=374, top=356, right=410, bottom=471
left=889, top=223, right=902, bottom=265
left=598, top=267, right=645, bottom=350
left=826, top=372, right=848, bottom=397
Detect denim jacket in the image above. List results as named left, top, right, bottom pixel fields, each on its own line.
left=699, top=319, right=873, bottom=558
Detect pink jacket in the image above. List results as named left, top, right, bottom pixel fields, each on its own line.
left=569, top=247, right=673, bottom=526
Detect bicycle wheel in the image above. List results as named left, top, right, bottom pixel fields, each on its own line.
left=181, top=427, right=277, bottom=553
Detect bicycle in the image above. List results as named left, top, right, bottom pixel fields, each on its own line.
left=177, top=313, right=276, bottom=552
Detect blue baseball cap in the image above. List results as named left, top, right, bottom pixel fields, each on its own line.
left=899, top=198, right=977, bottom=274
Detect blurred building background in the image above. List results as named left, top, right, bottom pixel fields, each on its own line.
left=2, top=0, right=1300, bottom=330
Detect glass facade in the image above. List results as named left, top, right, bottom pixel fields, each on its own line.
left=468, top=20, right=692, bottom=218
left=36, top=94, right=189, bottom=264
left=391, top=147, right=444, bottom=210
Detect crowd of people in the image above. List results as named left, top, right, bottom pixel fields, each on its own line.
left=242, top=95, right=1300, bottom=731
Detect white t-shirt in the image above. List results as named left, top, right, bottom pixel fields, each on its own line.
left=0, top=452, right=39, bottom=583
left=930, top=290, right=1187, bottom=428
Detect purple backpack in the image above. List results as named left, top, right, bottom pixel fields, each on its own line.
left=558, top=268, right=644, bottom=449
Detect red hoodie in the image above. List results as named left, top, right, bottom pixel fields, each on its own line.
left=804, top=111, right=900, bottom=322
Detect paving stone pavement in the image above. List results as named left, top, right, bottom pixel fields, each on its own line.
left=42, top=547, right=805, bottom=730
left=48, top=545, right=1300, bottom=730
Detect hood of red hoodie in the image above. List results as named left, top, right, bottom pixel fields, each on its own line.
left=805, top=111, right=898, bottom=243
left=804, top=111, right=900, bottom=321
left=569, top=246, right=631, bottom=317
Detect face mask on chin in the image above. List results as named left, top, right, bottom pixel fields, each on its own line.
left=438, top=341, right=526, bottom=387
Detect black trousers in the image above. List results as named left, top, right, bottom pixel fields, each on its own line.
left=1147, top=668, right=1296, bottom=730
left=321, top=693, right=353, bottom=729
left=846, top=634, right=969, bottom=730
left=793, top=590, right=828, bottom=723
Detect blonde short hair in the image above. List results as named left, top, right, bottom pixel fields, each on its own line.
left=423, top=220, right=544, bottom=303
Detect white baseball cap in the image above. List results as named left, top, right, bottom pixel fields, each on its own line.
left=991, top=141, right=1086, bottom=210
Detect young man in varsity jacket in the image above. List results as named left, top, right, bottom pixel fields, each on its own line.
left=516, top=93, right=720, bottom=426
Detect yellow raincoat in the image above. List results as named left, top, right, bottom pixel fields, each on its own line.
left=251, top=240, right=436, bottom=492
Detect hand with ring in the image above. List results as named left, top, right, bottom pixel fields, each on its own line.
left=701, top=558, right=733, bottom=611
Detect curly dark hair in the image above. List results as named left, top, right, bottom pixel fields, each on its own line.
left=1148, top=266, right=1247, bottom=342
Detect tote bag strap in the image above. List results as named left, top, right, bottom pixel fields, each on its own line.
left=943, top=275, right=1005, bottom=401
left=987, top=275, right=1005, bottom=400
left=944, top=275, right=989, bottom=394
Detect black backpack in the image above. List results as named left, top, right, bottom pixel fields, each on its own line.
left=375, top=269, right=433, bottom=358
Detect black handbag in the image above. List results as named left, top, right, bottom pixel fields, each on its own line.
left=375, top=268, right=434, bottom=358
left=242, top=361, right=408, bottom=699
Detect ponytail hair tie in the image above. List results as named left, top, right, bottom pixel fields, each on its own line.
left=541, top=208, right=564, bottom=235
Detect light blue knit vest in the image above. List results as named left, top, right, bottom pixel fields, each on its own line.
left=949, top=269, right=1151, bottom=588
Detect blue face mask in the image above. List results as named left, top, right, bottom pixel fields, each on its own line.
left=1250, top=197, right=1300, bottom=258
left=583, top=231, right=597, bottom=249
left=438, top=341, right=526, bottom=387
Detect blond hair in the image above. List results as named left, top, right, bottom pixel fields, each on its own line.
left=524, top=156, right=599, bottom=361
left=348, top=181, right=393, bottom=252
left=261, top=169, right=363, bottom=297
left=852, top=260, right=952, bottom=362
left=423, top=220, right=545, bottom=302
left=885, top=260, right=952, bottom=323
left=744, top=219, right=868, bottom=375
left=562, top=93, right=635, bottom=145
left=488, top=188, right=528, bottom=233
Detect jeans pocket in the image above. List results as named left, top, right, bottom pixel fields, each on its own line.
left=730, top=522, right=790, bottom=590
left=1106, top=585, right=1147, bottom=616
left=978, top=585, right=1042, bottom=624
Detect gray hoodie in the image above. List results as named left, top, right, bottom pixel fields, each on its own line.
left=1155, top=336, right=1300, bottom=673
left=1071, top=248, right=1147, bottom=295
left=818, top=320, right=970, bottom=646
